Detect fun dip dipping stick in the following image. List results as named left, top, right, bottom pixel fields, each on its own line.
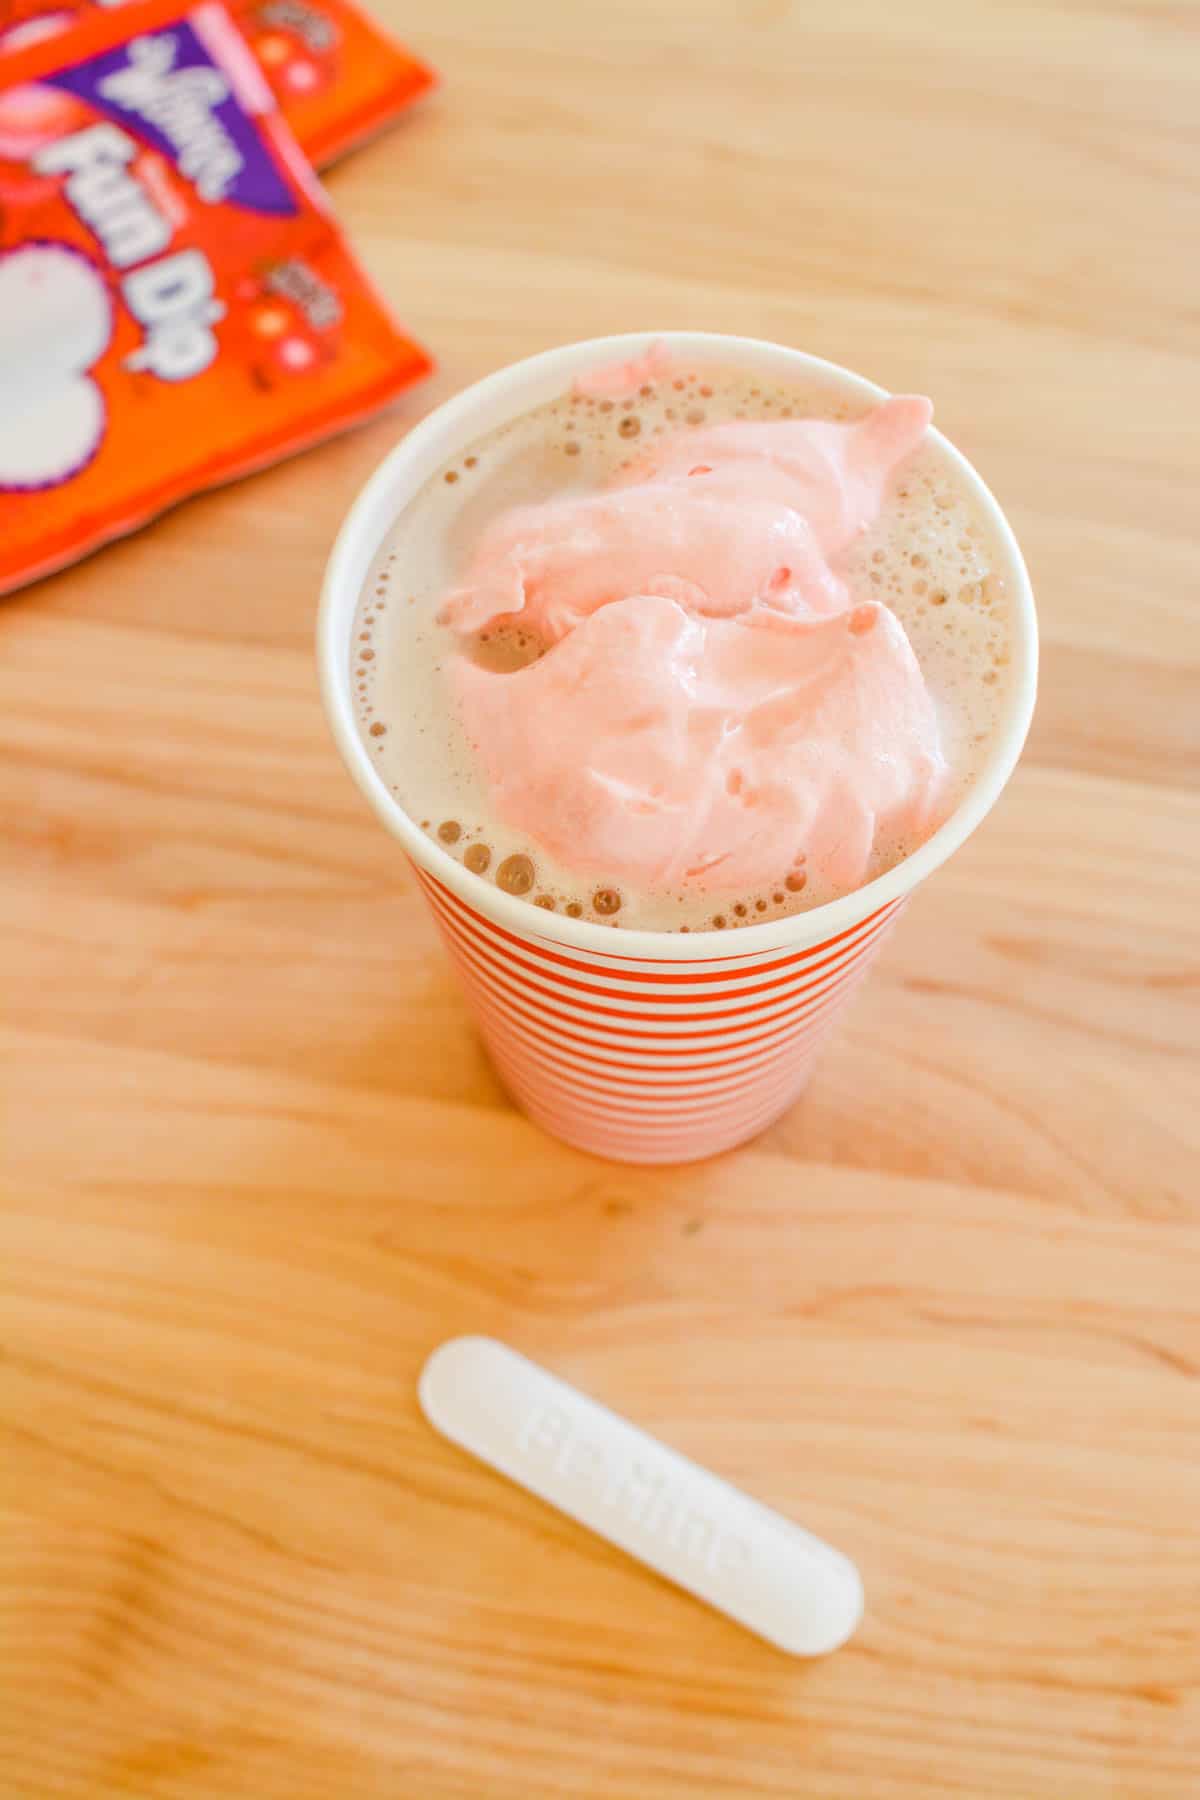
left=420, top=1336, right=865, bottom=1657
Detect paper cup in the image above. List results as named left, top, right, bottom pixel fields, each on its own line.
left=319, top=333, right=1037, bottom=1164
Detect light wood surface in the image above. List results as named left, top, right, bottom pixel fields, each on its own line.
left=3, top=2, right=1199, bottom=1794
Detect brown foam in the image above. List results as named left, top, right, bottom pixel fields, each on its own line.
left=497, top=854, right=535, bottom=896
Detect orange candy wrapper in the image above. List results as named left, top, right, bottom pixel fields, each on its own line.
left=0, top=0, right=432, bottom=595
left=227, top=0, right=435, bottom=167
left=0, top=0, right=435, bottom=165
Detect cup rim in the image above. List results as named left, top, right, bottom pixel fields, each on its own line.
left=318, top=331, right=1038, bottom=961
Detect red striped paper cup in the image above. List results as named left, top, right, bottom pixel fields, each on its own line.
left=319, top=334, right=1037, bottom=1164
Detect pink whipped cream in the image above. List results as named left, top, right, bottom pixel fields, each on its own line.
left=442, top=366, right=948, bottom=901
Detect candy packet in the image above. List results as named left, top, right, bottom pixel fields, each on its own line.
left=0, top=0, right=431, bottom=595
left=0, top=0, right=435, bottom=165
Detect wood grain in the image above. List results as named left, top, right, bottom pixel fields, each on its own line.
left=3, top=1, right=1199, bottom=1794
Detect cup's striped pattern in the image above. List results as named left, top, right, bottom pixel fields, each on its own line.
left=417, top=868, right=905, bottom=1163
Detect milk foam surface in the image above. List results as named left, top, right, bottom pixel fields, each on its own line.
left=352, top=364, right=1013, bottom=932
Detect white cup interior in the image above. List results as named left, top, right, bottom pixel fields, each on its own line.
left=318, top=331, right=1038, bottom=960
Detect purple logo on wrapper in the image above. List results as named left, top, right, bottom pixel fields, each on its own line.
left=49, top=23, right=298, bottom=216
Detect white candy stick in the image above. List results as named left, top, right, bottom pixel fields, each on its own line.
left=419, top=1336, right=863, bottom=1656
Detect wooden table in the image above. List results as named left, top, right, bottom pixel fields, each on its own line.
left=3, top=2, right=1198, bottom=1794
